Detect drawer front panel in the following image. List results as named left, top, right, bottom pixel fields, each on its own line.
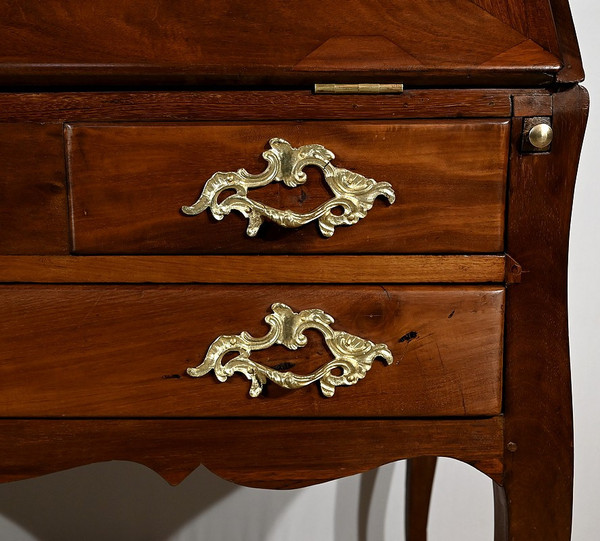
left=0, top=285, right=503, bottom=417
left=0, top=123, right=68, bottom=254
left=67, top=120, right=509, bottom=254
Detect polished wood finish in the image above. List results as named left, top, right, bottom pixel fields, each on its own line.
left=0, top=90, right=513, bottom=122
left=0, top=0, right=568, bottom=88
left=550, top=0, right=585, bottom=83
left=405, top=456, right=438, bottom=541
left=0, top=124, right=68, bottom=254
left=470, top=0, right=560, bottom=55
left=0, top=418, right=504, bottom=487
left=0, top=255, right=506, bottom=284
left=67, top=120, right=509, bottom=254
left=491, top=85, right=588, bottom=540
left=0, top=2, right=587, bottom=539
left=0, top=285, right=503, bottom=418
left=512, top=91, right=553, bottom=117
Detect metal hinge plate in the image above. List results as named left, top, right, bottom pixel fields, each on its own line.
left=314, top=83, right=404, bottom=94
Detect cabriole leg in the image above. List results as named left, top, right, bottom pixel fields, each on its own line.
left=405, top=456, right=437, bottom=541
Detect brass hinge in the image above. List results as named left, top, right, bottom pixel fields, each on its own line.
left=314, top=83, right=404, bottom=94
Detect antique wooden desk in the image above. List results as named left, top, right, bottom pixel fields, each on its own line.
left=0, top=1, right=588, bottom=539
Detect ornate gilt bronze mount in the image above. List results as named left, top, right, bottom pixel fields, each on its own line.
left=186, top=303, right=393, bottom=397
left=181, top=138, right=395, bottom=237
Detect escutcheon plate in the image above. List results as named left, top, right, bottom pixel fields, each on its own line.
left=181, top=138, right=395, bottom=237
left=186, top=303, right=393, bottom=397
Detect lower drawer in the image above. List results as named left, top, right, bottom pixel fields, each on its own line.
left=0, top=285, right=503, bottom=417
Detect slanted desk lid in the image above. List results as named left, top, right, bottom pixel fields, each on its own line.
left=0, top=0, right=583, bottom=88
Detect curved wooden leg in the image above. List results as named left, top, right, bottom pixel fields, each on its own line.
left=405, top=456, right=437, bottom=541
left=493, top=475, right=573, bottom=541
left=493, top=481, right=509, bottom=541
left=494, top=86, right=587, bottom=541
left=493, top=464, right=573, bottom=541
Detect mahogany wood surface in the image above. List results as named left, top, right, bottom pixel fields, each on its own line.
left=493, top=85, right=589, bottom=540
left=0, top=418, right=504, bottom=488
left=512, top=92, right=553, bottom=117
left=0, top=90, right=514, bottom=122
left=67, top=120, right=509, bottom=254
left=470, top=0, right=560, bottom=56
left=0, top=1, right=589, bottom=538
left=550, top=0, right=585, bottom=83
left=0, top=124, right=68, bottom=255
left=405, top=456, right=438, bottom=541
left=0, top=0, right=566, bottom=88
left=0, top=255, right=506, bottom=284
left=0, top=285, right=504, bottom=418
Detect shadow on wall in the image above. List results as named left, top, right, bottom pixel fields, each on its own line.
left=0, top=462, right=399, bottom=541
left=0, top=463, right=244, bottom=541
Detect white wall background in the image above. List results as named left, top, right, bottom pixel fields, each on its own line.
left=0, top=1, right=597, bottom=539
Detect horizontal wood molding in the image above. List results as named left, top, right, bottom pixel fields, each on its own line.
left=0, top=90, right=512, bottom=122
left=0, top=418, right=504, bottom=487
left=0, top=255, right=506, bottom=283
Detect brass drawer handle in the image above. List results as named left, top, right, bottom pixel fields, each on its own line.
left=186, top=303, right=393, bottom=397
left=181, top=138, right=395, bottom=237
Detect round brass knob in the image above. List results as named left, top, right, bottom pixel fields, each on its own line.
left=528, top=123, right=553, bottom=149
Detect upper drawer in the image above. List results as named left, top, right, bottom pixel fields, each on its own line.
left=66, top=120, right=509, bottom=254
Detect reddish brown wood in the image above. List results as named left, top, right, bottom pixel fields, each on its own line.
left=405, top=456, right=438, bottom=541
left=0, top=90, right=513, bottom=123
left=512, top=92, right=553, bottom=117
left=463, top=0, right=585, bottom=84
left=0, top=0, right=563, bottom=87
left=469, top=0, right=560, bottom=56
left=550, top=0, right=585, bottom=83
left=0, top=2, right=589, bottom=539
left=0, top=255, right=507, bottom=284
left=0, top=124, right=68, bottom=254
left=0, top=285, right=504, bottom=418
left=0, top=418, right=504, bottom=487
left=66, top=120, right=509, bottom=254
left=494, top=85, right=589, bottom=540
left=504, top=254, right=522, bottom=284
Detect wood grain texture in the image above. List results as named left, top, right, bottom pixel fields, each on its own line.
left=405, top=456, right=438, bottom=541
left=469, top=0, right=560, bottom=56
left=0, top=90, right=513, bottom=123
left=67, top=120, right=509, bottom=254
left=550, top=0, right=585, bottom=83
left=512, top=92, right=553, bottom=117
left=494, top=85, right=589, bottom=540
left=0, top=418, right=504, bottom=487
left=0, top=124, right=68, bottom=254
left=479, top=39, right=561, bottom=70
left=0, top=255, right=507, bottom=284
left=0, top=285, right=504, bottom=418
left=0, top=0, right=561, bottom=87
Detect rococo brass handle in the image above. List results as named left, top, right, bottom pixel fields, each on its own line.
left=186, top=303, right=393, bottom=397
left=181, top=138, right=396, bottom=237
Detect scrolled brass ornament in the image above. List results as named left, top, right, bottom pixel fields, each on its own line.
left=186, top=303, right=393, bottom=397
left=181, top=138, right=396, bottom=237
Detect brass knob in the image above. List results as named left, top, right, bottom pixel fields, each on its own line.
left=528, top=123, right=553, bottom=149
